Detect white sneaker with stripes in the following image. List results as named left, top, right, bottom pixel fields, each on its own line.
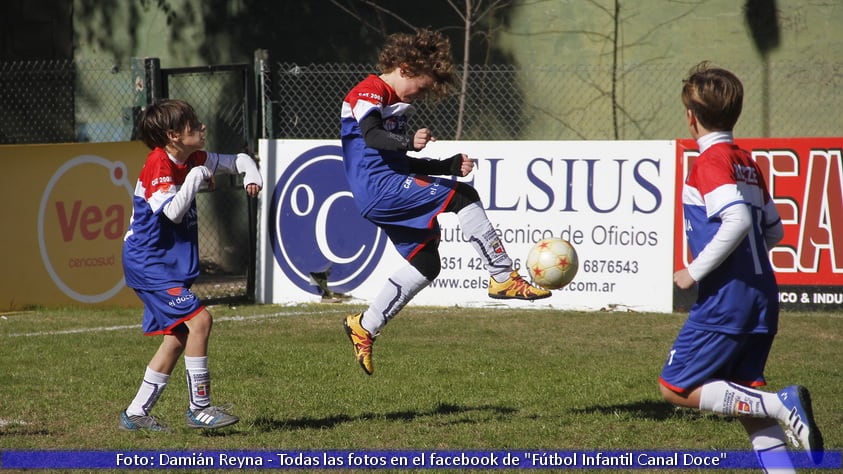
left=185, top=405, right=239, bottom=429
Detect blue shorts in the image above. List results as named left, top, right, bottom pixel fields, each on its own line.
left=365, top=175, right=458, bottom=260
left=659, top=323, right=773, bottom=394
left=134, top=287, right=205, bottom=336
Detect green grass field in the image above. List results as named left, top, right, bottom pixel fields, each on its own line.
left=0, top=303, right=839, bottom=472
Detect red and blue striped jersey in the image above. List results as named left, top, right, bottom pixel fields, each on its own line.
left=340, top=74, right=415, bottom=216
left=682, top=141, right=781, bottom=334
left=122, top=147, right=207, bottom=290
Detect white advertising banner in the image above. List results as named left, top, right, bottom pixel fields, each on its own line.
left=258, top=139, right=676, bottom=312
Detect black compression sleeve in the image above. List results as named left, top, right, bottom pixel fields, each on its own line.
left=358, top=111, right=411, bottom=151
left=407, top=154, right=463, bottom=176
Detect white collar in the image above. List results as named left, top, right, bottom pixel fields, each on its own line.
left=697, top=131, right=733, bottom=153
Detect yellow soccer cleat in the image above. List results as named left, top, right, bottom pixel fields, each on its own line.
left=488, top=271, right=552, bottom=300
left=343, top=313, right=376, bottom=375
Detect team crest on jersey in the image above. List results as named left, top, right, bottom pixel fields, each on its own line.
left=383, top=116, right=399, bottom=132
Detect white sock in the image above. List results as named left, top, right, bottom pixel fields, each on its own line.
left=185, top=356, right=210, bottom=411
left=749, top=424, right=795, bottom=474
left=361, top=265, right=429, bottom=334
left=699, top=381, right=784, bottom=419
left=126, top=367, right=169, bottom=417
left=457, top=202, right=512, bottom=282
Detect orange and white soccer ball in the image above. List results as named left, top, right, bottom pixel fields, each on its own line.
left=526, top=238, right=579, bottom=290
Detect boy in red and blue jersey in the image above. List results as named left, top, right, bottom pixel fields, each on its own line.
left=120, top=99, right=262, bottom=432
left=660, top=62, right=823, bottom=470
left=340, top=29, right=550, bottom=376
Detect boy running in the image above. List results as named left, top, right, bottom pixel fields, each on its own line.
left=661, top=62, right=823, bottom=470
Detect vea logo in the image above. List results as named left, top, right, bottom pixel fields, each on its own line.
left=268, top=145, right=387, bottom=294
left=38, top=156, right=133, bottom=302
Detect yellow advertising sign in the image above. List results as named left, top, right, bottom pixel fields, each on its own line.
left=0, top=141, right=148, bottom=310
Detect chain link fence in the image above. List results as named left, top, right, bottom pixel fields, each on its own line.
left=6, top=59, right=838, bottom=146
left=0, top=58, right=254, bottom=304
left=262, top=63, right=527, bottom=141
left=159, top=64, right=256, bottom=303
left=262, top=61, right=843, bottom=141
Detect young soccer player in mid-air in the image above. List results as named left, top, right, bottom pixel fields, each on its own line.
left=660, top=61, right=823, bottom=470
left=339, top=29, right=551, bottom=376
left=119, top=99, right=262, bottom=431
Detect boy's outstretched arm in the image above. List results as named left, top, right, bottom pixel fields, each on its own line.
left=161, top=166, right=212, bottom=224
left=205, top=152, right=263, bottom=197
left=234, top=153, right=262, bottom=197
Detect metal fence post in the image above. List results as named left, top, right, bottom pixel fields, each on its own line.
left=126, top=57, right=162, bottom=139
left=255, top=49, right=277, bottom=140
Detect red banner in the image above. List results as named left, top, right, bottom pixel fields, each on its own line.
left=675, top=137, right=843, bottom=309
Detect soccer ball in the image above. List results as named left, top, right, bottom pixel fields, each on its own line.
left=526, top=238, right=578, bottom=290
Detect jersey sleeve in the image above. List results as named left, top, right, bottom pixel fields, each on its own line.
left=205, top=151, right=263, bottom=188
left=346, top=76, right=387, bottom=123
left=690, top=152, right=741, bottom=219
left=348, top=76, right=417, bottom=152
left=358, top=110, right=411, bottom=151
left=139, top=150, right=178, bottom=214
